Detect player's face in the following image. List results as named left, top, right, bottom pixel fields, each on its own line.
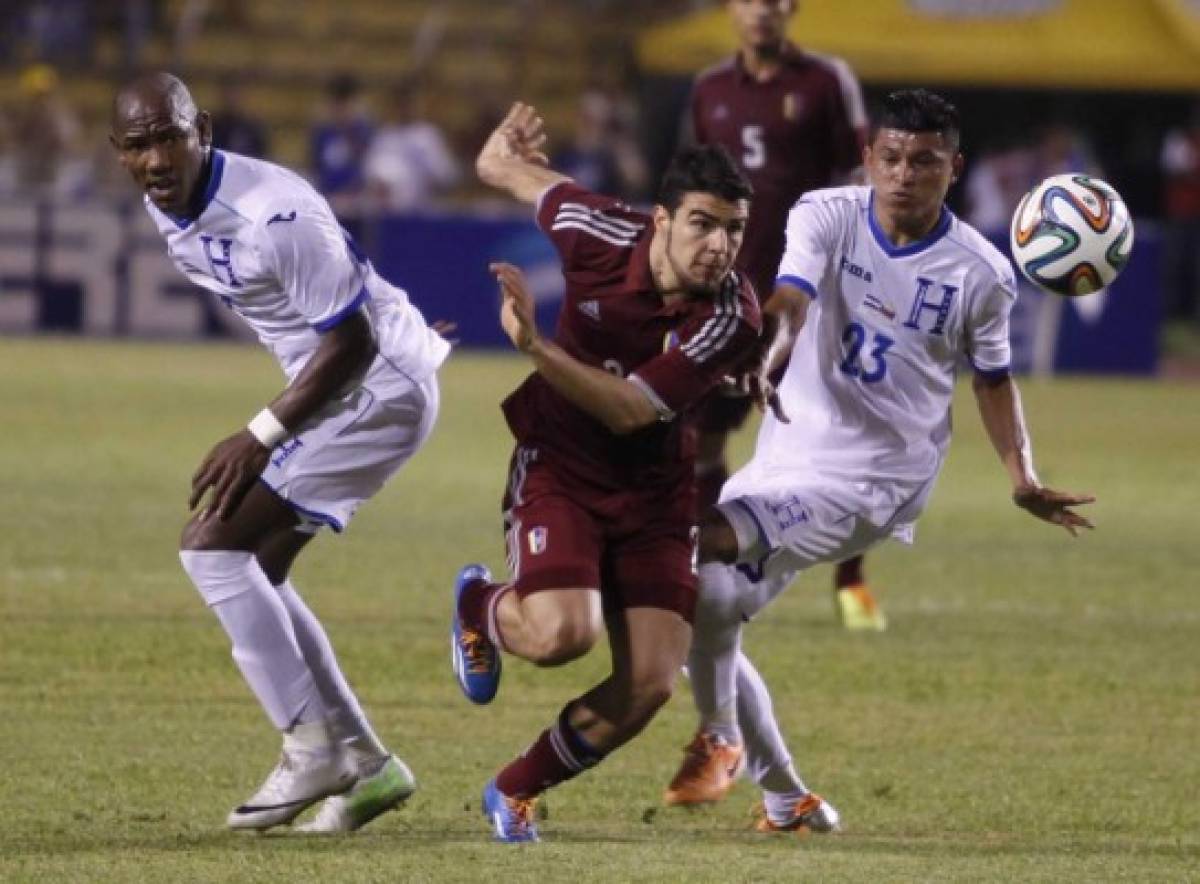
left=111, top=95, right=211, bottom=215
left=728, top=0, right=795, bottom=52
left=657, top=192, right=749, bottom=296
left=865, top=128, right=962, bottom=233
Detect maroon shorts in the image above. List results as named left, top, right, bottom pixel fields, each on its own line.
left=501, top=445, right=699, bottom=622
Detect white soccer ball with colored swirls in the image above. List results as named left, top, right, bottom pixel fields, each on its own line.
left=1010, top=174, right=1134, bottom=297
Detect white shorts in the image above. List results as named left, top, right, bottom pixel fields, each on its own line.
left=715, top=468, right=934, bottom=620
left=259, top=373, right=439, bottom=533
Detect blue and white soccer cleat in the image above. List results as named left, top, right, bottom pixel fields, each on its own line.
left=451, top=563, right=502, bottom=704
left=482, top=779, right=539, bottom=843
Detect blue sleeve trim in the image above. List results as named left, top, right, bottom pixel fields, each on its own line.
left=968, top=355, right=1011, bottom=382
left=313, top=286, right=369, bottom=333
left=775, top=275, right=818, bottom=299
left=256, top=478, right=344, bottom=533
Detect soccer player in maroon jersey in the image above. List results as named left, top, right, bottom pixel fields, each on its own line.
left=449, top=103, right=761, bottom=842
left=687, top=0, right=885, bottom=643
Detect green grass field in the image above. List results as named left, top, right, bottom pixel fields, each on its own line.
left=2, top=338, right=1197, bottom=883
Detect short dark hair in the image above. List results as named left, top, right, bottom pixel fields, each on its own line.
left=870, top=88, right=961, bottom=149
left=658, top=144, right=753, bottom=211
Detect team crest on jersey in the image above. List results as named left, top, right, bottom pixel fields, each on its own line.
left=663, top=330, right=680, bottom=352
left=783, top=93, right=806, bottom=121
left=712, top=104, right=729, bottom=121
left=527, top=526, right=548, bottom=555
left=578, top=299, right=601, bottom=321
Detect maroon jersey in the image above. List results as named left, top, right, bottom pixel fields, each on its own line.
left=691, top=44, right=865, bottom=299
left=501, top=181, right=761, bottom=491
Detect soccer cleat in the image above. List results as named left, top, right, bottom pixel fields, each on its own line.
left=226, top=746, right=356, bottom=831
left=663, top=732, right=744, bottom=806
left=753, top=792, right=841, bottom=835
left=451, top=563, right=502, bottom=704
left=836, top=584, right=887, bottom=632
left=295, top=755, right=417, bottom=834
left=481, top=779, right=539, bottom=843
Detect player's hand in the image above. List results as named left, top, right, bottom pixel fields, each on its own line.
left=490, top=262, right=540, bottom=353
left=431, top=319, right=460, bottom=345
left=477, top=102, right=549, bottom=170
left=736, top=365, right=789, bottom=423
left=189, top=429, right=272, bottom=521
left=1012, top=484, right=1096, bottom=536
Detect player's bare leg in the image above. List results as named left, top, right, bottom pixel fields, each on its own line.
left=834, top=554, right=887, bottom=632
left=695, top=427, right=732, bottom=515
left=452, top=570, right=603, bottom=704
left=482, top=605, right=690, bottom=841
left=179, top=485, right=354, bottom=830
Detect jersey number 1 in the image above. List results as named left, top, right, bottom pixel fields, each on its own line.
left=838, top=322, right=893, bottom=383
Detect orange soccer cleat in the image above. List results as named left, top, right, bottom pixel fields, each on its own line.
left=663, top=732, right=744, bottom=806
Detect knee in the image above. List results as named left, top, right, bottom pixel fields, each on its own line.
left=625, top=672, right=677, bottom=722
left=526, top=612, right=602, bottom=667
left=698, top=508, right=739, bottom=565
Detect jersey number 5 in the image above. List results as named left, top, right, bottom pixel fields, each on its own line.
left=741, top=125, right=766, bottom=170
left=838, top=322, right=893, bottom=383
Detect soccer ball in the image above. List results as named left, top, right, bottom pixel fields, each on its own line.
left=1010, top=174, right=1134, bottom=296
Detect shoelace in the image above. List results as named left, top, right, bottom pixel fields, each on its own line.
left=459, top=627, right=495, bottom=674
left=677, top=735, right=721, bottom=774
left=503, top=795, right=537, bottom=836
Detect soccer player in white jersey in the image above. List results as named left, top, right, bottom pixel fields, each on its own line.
left=110, top=73, right=451, bottom=833
left=664, top=89, right=1096, bottom=833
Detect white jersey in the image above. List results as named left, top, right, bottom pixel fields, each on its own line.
left=146, top=150, right=450, bottom=391
left=758, top=185, right=1016, bottom=513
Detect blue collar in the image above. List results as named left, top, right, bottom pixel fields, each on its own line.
left=867, top=190, right=951, bottom=258
left=164, top=149, right=226, bottom=229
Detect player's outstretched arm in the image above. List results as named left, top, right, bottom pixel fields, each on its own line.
left=972, top=372, right=1095, bottom=536
left=739, top=283, right=812, bottom=422
left=476, top=102, right=570, bottom=204
left=491, top=262, right=660, bottom=434
left=189, top=310, right=377, bottom=520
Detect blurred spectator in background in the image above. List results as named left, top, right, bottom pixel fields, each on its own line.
left=364, top=79, right=460, bottom=213
left=0, top=106, right=14, bottom=196
left=10, top=64, right=91, bottom=199
left=1161, top=106, right=1200, bottom=322
left=21, top=0, right=94, bottom=68
left=211, top=77, right=270, bottom=159
left=551, top=88, right=648, bottom=201
left=311, top=73, right=374, bottom=220
left=966, top=124, right=1102, bottom=233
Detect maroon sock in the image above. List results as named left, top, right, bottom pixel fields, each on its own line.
left=495, top=704, right=606, bottom=799
left=696, top=462, right=729, bottom=512
left=835, top=555, right=866, bottom=589
left=458, top=579, right=503, bottom=634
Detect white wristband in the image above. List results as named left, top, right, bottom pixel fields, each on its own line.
left=247, top=408, right=289, bottom=448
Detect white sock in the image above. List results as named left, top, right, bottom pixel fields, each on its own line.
left=763, top=787, right=814, bottom=824
left=275, top=579, right=389, bottom=771
left=736, top=651, right=807, bottom=793
left=688, top=563, right=746, bottom=744
left=180, top=550, right=324, bottom=731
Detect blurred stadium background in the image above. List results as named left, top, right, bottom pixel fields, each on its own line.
left=2, top=2, right=1198, bottom=881
left=2, top=0, right=1200, bottom=368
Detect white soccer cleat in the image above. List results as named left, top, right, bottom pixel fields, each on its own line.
left=295, top=755, right=417, bottom=834
left=753, top=792, right=842, bottom=836
left=226, top=747, right=356, bottom=831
